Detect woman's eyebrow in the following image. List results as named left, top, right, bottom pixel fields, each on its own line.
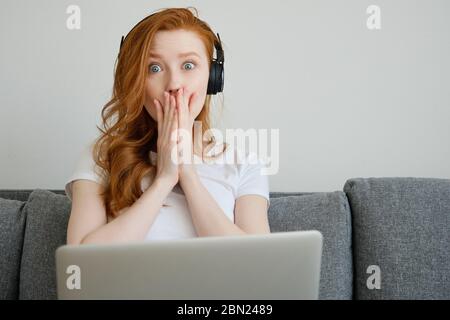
left=148, top=51, right=201, bottom=59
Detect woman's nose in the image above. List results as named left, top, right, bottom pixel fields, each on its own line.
left=168, top=88, right=182, bottom=96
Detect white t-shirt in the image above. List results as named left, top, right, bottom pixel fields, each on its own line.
left=64, top=142, right=270, bottom=241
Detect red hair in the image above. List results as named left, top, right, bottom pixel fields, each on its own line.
left=92, top=7, right=226, bottom=218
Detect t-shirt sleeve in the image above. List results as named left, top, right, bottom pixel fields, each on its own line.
left=64, top=142, right=106, bottom=201
left=236, top=151, right=271, bottom=206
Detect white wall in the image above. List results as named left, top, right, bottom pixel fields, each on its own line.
left=1, top=0, right=449, bottom=192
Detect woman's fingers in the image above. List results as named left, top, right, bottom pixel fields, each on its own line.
left=154, top=99, right=162, bottom=133
left=164, top=91, right=170, bottom=107
left=156, top=92, right=180, bottom=147
left=162, top=92, right=170, bottom=129
left=172, top=109, right=178, bottom=143
left=177, top=87, right=184, bottom=112
left=167, top=95, right=175, bottom=128
left=169, top=96, right=178, bottom=163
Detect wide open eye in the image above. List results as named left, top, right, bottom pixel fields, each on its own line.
left=183, top=62, right=196, bottom=70
left=149, top=64, right=162, bottom=73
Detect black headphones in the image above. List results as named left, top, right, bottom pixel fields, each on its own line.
left=119, top=13, right=225, bottom=95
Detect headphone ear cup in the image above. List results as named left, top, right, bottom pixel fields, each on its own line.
left=207, top=62, right=217, bottom=95
left=216, top=62, right=224, bottom=93
left=207, top=61, right=224, bottom=95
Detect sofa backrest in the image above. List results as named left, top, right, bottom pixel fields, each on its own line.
left=344, top=177, right=450, bottom=299
left=0, top=197, right=26, bottom=299
left=270, top=192, right=353, bottom=299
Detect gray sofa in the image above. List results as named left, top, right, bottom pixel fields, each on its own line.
left=1, top=177, right=449, bottom=300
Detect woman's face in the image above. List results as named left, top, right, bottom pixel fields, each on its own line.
left=143, top=29, right=210, bottom=122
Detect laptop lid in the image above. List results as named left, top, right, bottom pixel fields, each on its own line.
left=56, top=230, right=323, bottom=300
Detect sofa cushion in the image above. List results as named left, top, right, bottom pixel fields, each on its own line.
left=0, top=198, right=27, bottom=299
left=0, top=190, right=66, bottom=202
left=19, top=189, right=71, bottom=300
left=268, top=191, right=353, bottom=299
left=344, top=177, right=450, bottom=299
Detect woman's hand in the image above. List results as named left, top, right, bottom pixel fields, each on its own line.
left=153, top=91, right=179, bottom=188
left=175, top=87, right=198, bottom=181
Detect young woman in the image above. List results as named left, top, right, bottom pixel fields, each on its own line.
left=65, top=7, right=270, bottom=244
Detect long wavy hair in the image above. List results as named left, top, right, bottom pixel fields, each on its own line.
left=92, top=7, right=227, bottom=219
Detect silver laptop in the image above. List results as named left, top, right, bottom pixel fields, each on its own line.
left=55, top=230, right=323, bottom=300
